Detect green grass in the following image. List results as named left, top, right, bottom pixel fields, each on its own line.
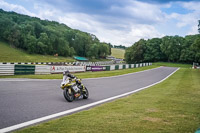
left=15, top=68, right=200, bottom=133
left=0, top=41, right=75, bottom=62
left=111, top=48, right=125, bottom=59
left=154, top=62, right=192, bottom=68
left=88, top=58, right=111, bottom=62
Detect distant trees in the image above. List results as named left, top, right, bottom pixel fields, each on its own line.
left=144, top=38, right=166, bottom=62
left=125, top=39, right=146, bottom=63
left=192, top=35, right=200, bottom=62
left=160, top=36, right=183, bottom=62
left=114, top=45, right=126, bottom=49
left=125, top=35, right=200, bottom=64
left=198, top=20, right=200, bottom=33
left=0, top=9, right=111, bottom=59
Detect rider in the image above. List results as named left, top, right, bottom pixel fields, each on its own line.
left=63, top=70, right=76, bottom=79
left=63, top=70, right=85, bottom=92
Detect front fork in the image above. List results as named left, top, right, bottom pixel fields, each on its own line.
left=81, top=84, right=86, bottom=92
left=68, top=88, right=72, bottom=94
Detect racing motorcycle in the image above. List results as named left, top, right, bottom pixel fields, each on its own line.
left=60, top=75, right=89, bottom=102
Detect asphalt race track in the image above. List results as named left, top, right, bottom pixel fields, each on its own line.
left=0, top=67, right=178, bottom=131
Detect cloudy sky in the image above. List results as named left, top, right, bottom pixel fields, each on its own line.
left=0, top=0, right=200, bottom=46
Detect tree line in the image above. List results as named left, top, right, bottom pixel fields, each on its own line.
left=125, top=35, right=200, bottom=64
left=0, top=9, right=111, bottom=59
left=113, top=45, right=126, bottom=49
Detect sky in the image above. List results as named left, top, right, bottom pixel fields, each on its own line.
left=0, top=0, right=200, bottom=47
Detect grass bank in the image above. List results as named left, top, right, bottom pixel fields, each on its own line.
left=15, top=68, right=200, bottom=133
left=111, top=48, right=125, bottom=59
left=0, top=41, right=75, bottom=62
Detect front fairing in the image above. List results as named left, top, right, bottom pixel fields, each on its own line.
left=60, top=76, right=70, bottom=89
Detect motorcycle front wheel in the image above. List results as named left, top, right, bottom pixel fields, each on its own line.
left=83, top=87, right=89, bottom=99
left=63, top=88, right=74, bottom=102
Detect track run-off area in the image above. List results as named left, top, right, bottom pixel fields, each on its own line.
left=0, top=66, right=179, bottom=132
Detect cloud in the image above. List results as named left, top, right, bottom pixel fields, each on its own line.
left=56, top=0, right=166, bottom=46
left=138, top=0, right=199, bottom=4
left=171, top=1, right=200, bottom=34
left=17, top=0, right=166, bottom=46
left=33, top=3, right=61, bottom=21
left=95, top=24, right=164, bottom=46
left=0, top=0, right=199, bottom=47
left=109, top=1, right=167, bottom=24
left=0, top=0, right=36, bottom=17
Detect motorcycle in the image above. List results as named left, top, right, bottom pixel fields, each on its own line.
left=60, top=75, right=89, bottom=102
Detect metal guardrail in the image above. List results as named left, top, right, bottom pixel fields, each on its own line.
left=0, top=61, right=115, bottom=66
left=14, top=65, right=35, bottom=75
left=35, top=65, right=51, bottom=75
left=0, top=64, right=14, bottom=75
left=0, top=63, right=152, bottom=76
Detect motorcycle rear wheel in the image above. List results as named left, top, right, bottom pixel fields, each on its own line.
left=63, top=88, right=74, bottom=102
left=83, top=87, right=89, bottom=99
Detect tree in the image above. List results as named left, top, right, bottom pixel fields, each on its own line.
left=144, top=38, right=166, bottom=62
left=192, top=35, right=200, bottom=62
left=125, top=39, right=146, bottom=63
left=98, top=43, right=109, bottom=58
left=125, top=47, right=134, bottom=64
left=7, top=24, right=21, bottom=47
left=32, top=21, right=44, bottom=38
left=37, top=33, right=49, bottom=54
left=198, top=20, right=200, bottom=33
left=36, top=42, right=47, bottom=54
left=56, top=38, right=70, bottom=56
left=69, top=47, right=76, bottom=56
left=0, top=9, right=114, bottom=59
left=25, top=34, right=37, bottom=53
left=179, top=35, right=196, bottom=63
left=179, top=49, right=195, bottom=63
left=87, top=43, right=99, bottom=59
left=161, top=36, right=183, bottom=62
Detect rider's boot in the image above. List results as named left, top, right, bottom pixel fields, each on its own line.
left=79, top=84, right=86, bottom=92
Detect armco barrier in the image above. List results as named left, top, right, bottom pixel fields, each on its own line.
left=115, top=65, right=119, bottom=70
left=35, top=65, right=51, bottom=75
left=123, top=65, right=126, bottom=69
left=119, top=65, right=123, bottom=69
left=0, top=64, right=15, bottom=75
left=50, top=66, right=86, bottom=73
left=105, top=66, right=110, bottom=71
left=85, top=63, right=152, bottom=72
left=110, top=65, right=115, bottom=70
left=86, top=66, right=106, bottom=71
left=14, top=65, right=35, bottom=75
left=0, top=61, right=115, bottom=66
left=0, top=63, right=152, bottom=75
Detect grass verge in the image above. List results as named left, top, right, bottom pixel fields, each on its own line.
left=153, top=62, right=192, bottom=68
left=15, top=68, right=200, bottom=133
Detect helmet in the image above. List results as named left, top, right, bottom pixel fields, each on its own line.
left=76, top=79, right=81, bottom=84
left=63, top=70, right=70, bottom=76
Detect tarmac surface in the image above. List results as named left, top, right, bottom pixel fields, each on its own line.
left=0, top=67, right=178, bottom=130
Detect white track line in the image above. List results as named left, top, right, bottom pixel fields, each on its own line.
left=0, top=67, right=179, bottom=133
